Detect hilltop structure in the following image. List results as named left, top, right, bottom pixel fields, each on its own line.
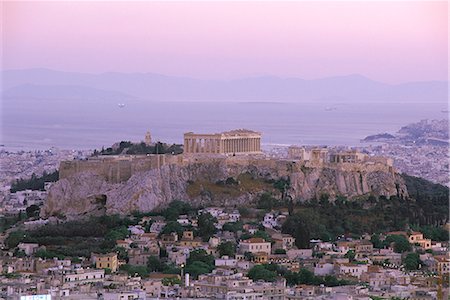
left=144, top=131, right=152, bottom=146
left=288, top=146, right=393, bottom=168
left=184, top=129, right=261, bottom=155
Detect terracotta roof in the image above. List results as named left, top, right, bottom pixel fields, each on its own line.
left=242, top=238, right=267, bottom=243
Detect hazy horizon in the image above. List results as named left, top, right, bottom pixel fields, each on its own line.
left=4, top=67, right=450, bottom=85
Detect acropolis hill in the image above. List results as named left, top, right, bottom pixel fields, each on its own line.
left=43, top=129, right=407, bottom=219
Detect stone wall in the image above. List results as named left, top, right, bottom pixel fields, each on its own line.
left=60, top=154, right=183, bottom=183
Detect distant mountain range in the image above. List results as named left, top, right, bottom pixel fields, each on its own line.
left=1, top=68, right=448, bottom=103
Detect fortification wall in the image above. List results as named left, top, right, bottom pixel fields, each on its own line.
left=59, top=154, right=183, bottom=183
left=60, top=153, right=394, bottom=185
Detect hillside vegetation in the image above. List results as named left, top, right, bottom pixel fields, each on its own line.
left=10, top=170, right=59, bottom=192
left=95, top=141, right=183, bottom=156
left=282, top=174, right=449, bottom=248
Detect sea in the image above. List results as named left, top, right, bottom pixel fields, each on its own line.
left=1, top=100, right=448, bottom=151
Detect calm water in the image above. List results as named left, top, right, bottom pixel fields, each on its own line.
left=1, top=100, right=448, bottom=151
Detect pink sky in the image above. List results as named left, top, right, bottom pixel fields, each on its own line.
left=2, top=1, right=448, bottom=83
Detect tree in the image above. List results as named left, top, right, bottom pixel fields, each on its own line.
left=26, top=205, right=40, bottom=218
left=115, top=246, right=129, bottom=262
left=184, top=249, right=215, bottom=279
left=344, top=250, right=356, bottom=262
left=34, top=249, right=64, bottom=260
left=217, top=241, right=236, bottom=257
left=222, top=222, right=243, bottom=233
left=162, top=264, right=180, bottom=274
left=385, top=235, right=412, bottom=253
left=244, top=251, right=254, bottom=261
left=187, top=249, right=215, bottom=266
left=297, top=268, right=315, bottom=284
left=253, top=230, right=273, bottom=242
left=147, top=256, right=163, bottom=272
left=403, top=253, right=421, bottom=270
left=162, top=200, right=193, bottom=221
left=282, top=215, right=310, bottom=248
left=274, top=249, right=286, bottom=254
left=197, top=213, right=217, bottom=242
left=119, top=264, right=149, bottom=277
left=238, top=207, right=250, bottom=218
left=160, top=221, right=184, bottom=236
left=106, top=226, right=129, bottom=241
left=257, top=192, right=276, bottom=210
left=370, top=234, right=383, bottom=249
left=247, top=265, right=277, bottom=282
left=5, top=231, right=26, bottom=249
left=184, top=261, right=213, bottom=279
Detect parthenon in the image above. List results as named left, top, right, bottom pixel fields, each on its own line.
left=184, top=129, right=262, bottom=155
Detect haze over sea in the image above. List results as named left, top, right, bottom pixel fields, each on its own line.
left=2, top=100, right=447, bottom=151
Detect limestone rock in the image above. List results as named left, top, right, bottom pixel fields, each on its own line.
left=42, top=159, right=408, bottom=219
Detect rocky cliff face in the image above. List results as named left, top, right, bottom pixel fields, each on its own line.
left=42, top=158, right=408, bottom=219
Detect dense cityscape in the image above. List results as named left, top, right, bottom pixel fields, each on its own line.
left=0, top=120, right=448, bottom=300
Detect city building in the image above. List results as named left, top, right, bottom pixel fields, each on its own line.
left=239, top=238, right=271, bottom=255
left=92, top=253, right=118, bottom=272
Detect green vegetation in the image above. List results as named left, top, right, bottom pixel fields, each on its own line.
left=257, top=192, right=278, bottom=210
left=248, top=265, right=278, bottom=282
left=119, top=264, right=149, bottom=277
left=217, top=241, right=236, bottom=257
left=197, top=212, right=217, bottom=242
left=240, top=229, right=272, bottom=242
left=403, top=253, right=422, bottom=270
left=147, top=256, right=164, bottom=272
left=26, top=205, right=41, bottom=218
left=0, top=212, right=27, bottom=233
left=222, top=221, right=243, bottom=233
left=411, top=225, right=449, bottom=241
left=95, top=141, right=183, bottom=156
left=284, top=269, right=351, bottom=287
left=34, top=249, right=65, bottom=260
left=247, top=264, right=351, bottom=286
left=185, top=249, right=215, bottom=279
left=160, top=221, right=185, bottom=236
left=119, top=256, right=180, bottom=278
left=344, top=250, right=356, bottom=261
left=187, top=173, right=274, bottom=199
left=402, top=174, right=449, bottom=226
left=161, top=200, right=195, bottom=221
left=10, top=170, right=59, bottom=192
left=282, top=185, right=449, bottom=248
left=384, top=235, right=411, bottom=253
left=274, top=249, right=286, bottom=254
left=5, top=215, right=135, bottom=257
